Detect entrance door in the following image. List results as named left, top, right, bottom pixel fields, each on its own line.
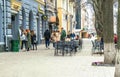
left=37, top=15, right=41, bottom=44
left=11, top=13, right=19, bottom=40
left=22, top=7, right=26, bottom=29
left=29, top=11, right=34, bottom=30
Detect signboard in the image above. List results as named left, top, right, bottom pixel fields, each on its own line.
left=38, top=5, right=44, bottom=14
left=11, top=0, right=21, bottom=11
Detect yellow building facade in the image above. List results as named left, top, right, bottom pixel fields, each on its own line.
left=57, top=0, right=75, bottom=34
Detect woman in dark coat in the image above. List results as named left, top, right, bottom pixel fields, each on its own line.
left=31, top=30, right=37, bottom=50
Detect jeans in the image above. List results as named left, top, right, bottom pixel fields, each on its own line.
left=45, top=39, right=50, bottom=48
left=21, top=40, right=27, bottom=50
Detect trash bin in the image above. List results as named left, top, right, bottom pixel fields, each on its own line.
left=11, top=40, right=19, bottom=52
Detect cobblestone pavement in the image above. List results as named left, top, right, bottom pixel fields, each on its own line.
left=0, top=39, right=115, bottom=77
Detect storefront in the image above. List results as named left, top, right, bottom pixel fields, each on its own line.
left=0, top=0, right=46, bottom=51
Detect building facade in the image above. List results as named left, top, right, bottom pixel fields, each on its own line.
left=57, top=0, right=75, bottom=33
left=0, top=0, right=46, bottom=51
left=45, top=0, right=56, bottom=33
left=0, top=0, right=4, bottom=51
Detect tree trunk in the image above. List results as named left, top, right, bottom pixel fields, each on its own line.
left=115, top=0, right=120, bottom=76
left=104, top=43, right=116, bottom=64
left=92, top=0, right=104, bottom=37
left=114, top=50, right=120, bottom=77
left=102, top=0, right=116, bottom=64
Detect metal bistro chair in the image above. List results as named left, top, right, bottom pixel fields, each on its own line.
left=64, top=41, right=73, bottom=56
left=92, top=40, right=102, bottom=55
left=54, top=41, right=65, bottom=56
left=72, top=40, right=79, bottom=53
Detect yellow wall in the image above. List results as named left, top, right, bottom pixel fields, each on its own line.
left=58, top=8, right=62, bottom=32
left=57, top=0, right=74, bottom=33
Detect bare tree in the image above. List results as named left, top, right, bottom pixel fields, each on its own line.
left=92, top=0, right=116, bottom=64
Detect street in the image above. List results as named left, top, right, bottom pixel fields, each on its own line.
left=0, top=39, right=115, bottom=77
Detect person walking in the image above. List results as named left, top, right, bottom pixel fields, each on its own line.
left=31, top=30, right=37, bottom=50
left=44, top=29, right=51, bottom=49
left=20, top=30, right=27, bottom=50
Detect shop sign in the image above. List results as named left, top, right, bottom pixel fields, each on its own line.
left=38, top=5, right=44, bottom=14
left=11, top=0, right=21, bottom=11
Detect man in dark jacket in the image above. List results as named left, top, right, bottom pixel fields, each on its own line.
left=44, top=29, right=51, bottom=48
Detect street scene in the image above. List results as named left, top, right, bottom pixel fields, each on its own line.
left=0, top=0, right=120, bottom=77
left=0, top=39, right=115, bottom=77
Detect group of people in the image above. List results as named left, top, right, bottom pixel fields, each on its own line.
left=44, top=28, right=82, bottom=49
left=44, top=29, right=61, bottom=48
left=19, top=28, right=37, bottom=51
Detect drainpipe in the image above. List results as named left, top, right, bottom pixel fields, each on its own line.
left=45, top=0, right=47, bottom=30
left=3, top=0, right=8, bottom=51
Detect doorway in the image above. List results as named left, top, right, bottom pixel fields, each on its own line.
left=29, top=10, right=34, bottom=30
left=37, top=14, right=41, bottom=44
left=11, top=13, right=19, bottom=40
left=22, top=7, right=26, bottom=29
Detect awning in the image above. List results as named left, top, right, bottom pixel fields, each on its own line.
left=49, top=16, right=59, bottom=25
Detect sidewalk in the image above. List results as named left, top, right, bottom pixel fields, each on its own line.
left=0, top=39, right=115, bottom=77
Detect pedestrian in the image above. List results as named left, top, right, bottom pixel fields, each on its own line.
left=100, top=37, right=104, bottom=51
left=51, top=31, right=57, bottom=47
left=26, top=29, right=31, bottom=51
left=56, top=30, right=61, bottom=42
left=19, top=26, right=25, bottom=49
left=44, top=29, right=51, bottom=49
left=20, top=30, right=27, bottom=50
left=114, top=34, right=118, bottom=44
left=90, top=33, right=96, bottom=47
left=67, top=31, right=71, bottom=38
left=60, top=28, right=66, bottom=41
left=70, top=32, right=75, bottom=40
left=31, top=30, right=37, bottom=50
